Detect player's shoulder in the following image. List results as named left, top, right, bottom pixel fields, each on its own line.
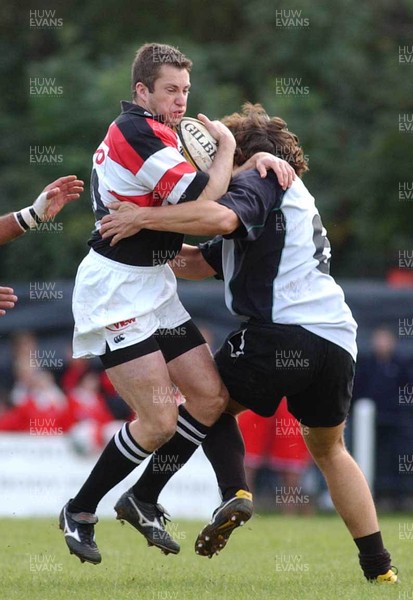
left=115, top=101, right=178, bottom=147
left=231, top=169, right=281, bottom=198
left=113, top=102, right=149, bottom=138
left=282, top=176, right=313, bottom=203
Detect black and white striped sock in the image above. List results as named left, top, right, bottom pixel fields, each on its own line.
left=68, top=422, right=151, bottom=514
left=114, top=423, right=151, bottom=465
left=132, top=405, right=209, bottom=504
left=176, top=405, right=207, bottom=446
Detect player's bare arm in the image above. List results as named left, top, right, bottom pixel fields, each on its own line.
left=100, top=200, right=239, bottom=244
left=0, top=175, right=84, bottom=245
left=99, top=145, right=295, bottom=244
left=40, top=175, right=84, bottom=219
left=169, top=244, right=216, bottom=280
left=195, top=114, right=236, bottom=202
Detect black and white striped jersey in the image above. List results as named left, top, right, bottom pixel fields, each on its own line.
left=200, top=170, right=357, bottom=361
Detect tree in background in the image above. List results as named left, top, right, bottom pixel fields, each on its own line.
left=0, top=0, right=412, bottom=280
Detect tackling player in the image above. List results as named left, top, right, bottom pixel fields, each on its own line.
left=0, top=175, right=83, bottom=315
left=100, top=103, right=397, bottom=584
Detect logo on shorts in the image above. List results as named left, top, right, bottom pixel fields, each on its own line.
left=114, top=334, right=125, bottom=344
left=106, top=318, right=136, bottom=332
left=228, top=329, right=246, bottom=358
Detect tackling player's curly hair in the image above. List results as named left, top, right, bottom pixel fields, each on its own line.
left=222, top=103, right=308, bottom=177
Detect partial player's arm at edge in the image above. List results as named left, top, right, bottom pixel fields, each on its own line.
left=0, top=175, right=83, bottom=316
left=0, top=213, right=24, bottom=245
left=170, top=244, right=216, bottom=280
left=0, top=175, right=83, bottom=245
left=0, top=287, right=18, bottom=316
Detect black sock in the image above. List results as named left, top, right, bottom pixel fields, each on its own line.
left=354, top=532, right=391, bottom=579
left=132, top=405, right=209, bottom=504
left=202, top=412, right=249, bottom=501
left=354, top=531, right=385, bottom=555
left=68, top=422, right=151, bottom=514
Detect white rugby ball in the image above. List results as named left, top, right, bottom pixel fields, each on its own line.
left=177, top=117, right=218, bottom=172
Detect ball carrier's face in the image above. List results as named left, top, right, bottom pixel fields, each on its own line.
left=135, top=64, right=191, bottom=127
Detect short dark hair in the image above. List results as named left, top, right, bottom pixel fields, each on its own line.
left=222, top=102, right=309, bottom=177
left=131, top=43, right=192, bottom=99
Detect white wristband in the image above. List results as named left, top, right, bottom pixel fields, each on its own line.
left=13, top=191, right=48, bottom=231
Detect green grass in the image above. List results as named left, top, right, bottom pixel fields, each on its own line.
left=2, top=514, right=410, bottom=600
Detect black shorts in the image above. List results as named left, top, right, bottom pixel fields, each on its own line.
left=100, top=319, right=206, bottom=369
left=214, top=322, right=355, bottom=427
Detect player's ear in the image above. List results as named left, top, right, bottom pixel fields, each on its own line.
left=135, top=82, right=149, bottom=102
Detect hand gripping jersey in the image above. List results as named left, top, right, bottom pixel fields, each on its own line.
left=200, top=170, right=357, bottom=361
left=88, top=101, right=209, bottom=266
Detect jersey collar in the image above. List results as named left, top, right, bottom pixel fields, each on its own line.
left=120, top=101, right=165, bottom=123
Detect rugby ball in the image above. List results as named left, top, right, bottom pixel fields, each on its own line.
left=177, top=117, right=218, bottom=172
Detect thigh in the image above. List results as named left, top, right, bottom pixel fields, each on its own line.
left=166, top=342, right=229, bottom=425
left=154, top=318, right=206, bottom=363
left=302, top=421, right=346, bottom=459
left=105, top=348, right=177, bottom=422
left=287, top=341, right=355, bottom=428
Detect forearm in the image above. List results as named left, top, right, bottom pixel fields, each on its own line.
left=196, top=139, right=235, bottom=202
left=0, top=214, right=25, bottom=245
left=170, top=244, right=215, bottom=280
left=135, top=201, right=238, bottom=236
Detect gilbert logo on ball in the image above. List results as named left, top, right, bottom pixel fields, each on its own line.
left=177, top=117, right=218, bottom=172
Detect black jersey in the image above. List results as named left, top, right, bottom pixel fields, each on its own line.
left=200, top=169, right=357, bottom=360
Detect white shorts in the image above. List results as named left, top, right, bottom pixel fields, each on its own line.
left=72, top=249, right=190, bottom=358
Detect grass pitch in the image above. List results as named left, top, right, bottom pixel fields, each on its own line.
left=2, top=513, right=410, bottom=600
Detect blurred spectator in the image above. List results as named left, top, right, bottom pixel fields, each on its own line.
left=60, top=354, right=90, bottom=394
left=0, top=331, right=42, bottom=413
left=99, top=370, right=133, bottom=420
left=9, top=331, right=39, bottom=406
left=66, top=369, right=113, bottom=426
left=59, top=348, right=133, bottom=421
left=67, top=369, right=125, bottom=455
left=387, top=267, right=413, bottom=288
left=238, top=398, right=313, bottom=513
left=353, top=326, right=413, bottom=508
left=0, top=359, right=130, bottom=456
left=0, top=369, right=71, bottom=433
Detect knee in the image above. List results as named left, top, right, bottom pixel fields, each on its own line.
left=209, top=383, right=230, bottom=415
left=198, top=383, right=229, bottom=422
left=306, top=434, right=346, bottom=465
left=145, top=413, right=178, bottom=447
left=155, top=415, right=177, bottom=446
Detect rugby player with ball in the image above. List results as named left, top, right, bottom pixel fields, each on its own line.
left=60, top=42, right=294, bottom=565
